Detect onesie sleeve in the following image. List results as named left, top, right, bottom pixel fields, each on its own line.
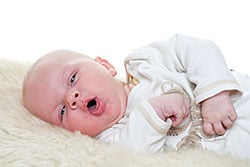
left=95, top=100, right=172, bottom=153
left=149, top=34, right=242, bottom=103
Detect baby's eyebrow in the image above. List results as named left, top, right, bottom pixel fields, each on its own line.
left=62, top=65, right=77, bottom=86
left=61, top=66, right=71, bottom=87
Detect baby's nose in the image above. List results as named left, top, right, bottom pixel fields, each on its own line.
left=66, top=89, right=80, bottom=109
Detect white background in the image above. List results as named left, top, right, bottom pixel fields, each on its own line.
left=0, top=0, right=250, bottom=74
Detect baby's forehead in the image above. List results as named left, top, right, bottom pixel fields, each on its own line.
left=30, top=49, right=94, bottom=86
left=28, top=50, right=92, bottom=79
left=39, top=50, right=82, bottom=63
left=33, top=50, right=88, bottom=70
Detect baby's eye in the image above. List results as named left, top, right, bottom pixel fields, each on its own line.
left=60, top=105, right=66, bottom=121
left=70, top=73, right=77, bottom=85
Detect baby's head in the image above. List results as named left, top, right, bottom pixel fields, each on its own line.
left=22, top=50, right=128, bottom=137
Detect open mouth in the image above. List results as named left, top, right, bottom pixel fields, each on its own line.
left=87, top=99, right=97, bottom=110
left=85, top=97, right=104, bottom=116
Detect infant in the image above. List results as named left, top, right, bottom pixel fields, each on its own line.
left=23, top=34, right=250, bottom=159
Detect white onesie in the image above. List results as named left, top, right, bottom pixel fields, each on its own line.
left=96, top=34, right=250, bottom=160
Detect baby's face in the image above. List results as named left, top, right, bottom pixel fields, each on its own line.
left=23, top=50, right=128, bottom=137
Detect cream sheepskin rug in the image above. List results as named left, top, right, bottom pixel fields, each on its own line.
left=0, top=58, right=250, bottom=167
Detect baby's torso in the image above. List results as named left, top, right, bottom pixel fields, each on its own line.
left=118, top=41, right=250, bottom=158
left=126, top=69, right=226, bottom=152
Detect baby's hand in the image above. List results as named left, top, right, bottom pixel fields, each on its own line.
left=148, top=93, right=190, bottom=127
left=201, top=91, right=237, bottom=135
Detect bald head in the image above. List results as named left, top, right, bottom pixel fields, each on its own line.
left=22, top=49, right=127, bottom=136
left=22, top=50, right=92, bottom=120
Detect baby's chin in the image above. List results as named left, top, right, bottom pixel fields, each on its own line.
left=80, top=127, right=107, bottom=137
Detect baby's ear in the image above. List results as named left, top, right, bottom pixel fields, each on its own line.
left=95, top=56, right=117, bottom=76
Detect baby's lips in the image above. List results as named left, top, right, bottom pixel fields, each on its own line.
left=84, top=97, right=105, bottom=116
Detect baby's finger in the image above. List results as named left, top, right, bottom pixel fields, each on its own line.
left=214, top=123, right=226, bottom=135
left=203, top=121, right=215, bottom=135
left=182, top=104, right=189, bottom=119
left=222, top=117, right=234, bottom=129
left=171, top=106, right=185, bottom=127
left=229, top=112, right=237, bottom=122
left=171, top=117, right=182, bottom=127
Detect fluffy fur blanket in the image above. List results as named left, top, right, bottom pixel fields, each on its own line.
left=0, top=58, right=249, bottom=167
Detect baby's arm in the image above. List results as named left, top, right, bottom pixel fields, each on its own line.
left=96, top=99, right=174, bottom=153
left=148, top=93, right=190, bottom=127
left=201, top=91, right=237, bottom=135
left=149, top=35, right=241, bottom=135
